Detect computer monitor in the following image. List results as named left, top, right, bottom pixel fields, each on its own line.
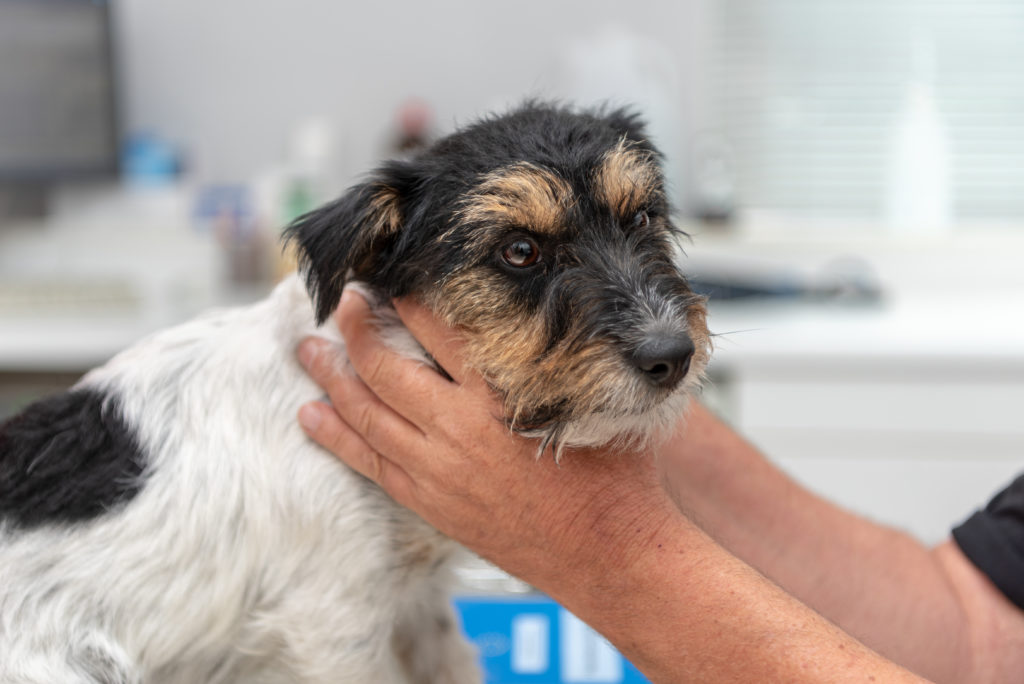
left=0, top=0, right=119, bottom=221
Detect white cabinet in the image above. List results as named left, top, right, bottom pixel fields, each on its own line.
left=715, top=366, right=1024, bottom=544
left=702, top=274, right=1024, bottom=545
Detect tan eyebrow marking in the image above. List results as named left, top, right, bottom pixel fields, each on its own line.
left=367, top=184, right=403, bottom=237
left=596, top=138, right=662, bottom=218
left=457, top=162, right=574, bottom=237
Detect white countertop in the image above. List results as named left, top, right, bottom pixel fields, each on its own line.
left=3, top=218, right=1024, bottom=376
left=706, top=292, right=1024, bottom=378
left=687, top=227, right=1024, bottom=378
left=0, top=283, right=271, bottom=372
left=0, top=199, right=270, bottom=372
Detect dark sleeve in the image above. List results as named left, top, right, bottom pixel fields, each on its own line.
left=952, top=473, right=1024, bottom=611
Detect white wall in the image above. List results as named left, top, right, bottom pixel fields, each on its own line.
left=112, top=0, right=713, bottom=196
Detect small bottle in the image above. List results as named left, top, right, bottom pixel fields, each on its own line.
left=884, top=35, right=953, bottom=237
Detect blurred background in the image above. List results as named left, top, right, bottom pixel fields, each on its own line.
left=2, top=1, right=1024, bottom=680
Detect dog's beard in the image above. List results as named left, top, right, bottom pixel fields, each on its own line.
left=507, top=380, right=697, bottom=461
left=357, top=279, right=705, bottom=462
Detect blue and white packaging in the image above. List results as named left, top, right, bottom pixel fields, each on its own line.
left=454, top=596, right=650, bottom=684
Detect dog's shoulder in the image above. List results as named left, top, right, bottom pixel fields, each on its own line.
left=0, top=275, right=321, bottom=534
left=0, top=386, right=145, bottom=529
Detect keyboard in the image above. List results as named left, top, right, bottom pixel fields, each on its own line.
left=0, top=278, right=144, bottom=316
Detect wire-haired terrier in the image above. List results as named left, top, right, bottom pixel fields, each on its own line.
left=0, top=103, right=709, bottom=683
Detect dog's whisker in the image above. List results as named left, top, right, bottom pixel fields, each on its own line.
left=709, top=328, right=761, bottom=338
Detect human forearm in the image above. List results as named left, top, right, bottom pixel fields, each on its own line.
left=296, top=294, right=936, bottom=683
left=545, top=488, right=927, bottom=684
left=659, top=404, right=980, bottom=681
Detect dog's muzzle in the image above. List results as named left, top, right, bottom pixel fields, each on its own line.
left=630, top=332, right=695, bottom=390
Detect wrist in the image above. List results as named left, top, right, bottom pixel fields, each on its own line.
left=535, top=470, right=683, bottom=608
left=546, top=512, right=927, bottom=684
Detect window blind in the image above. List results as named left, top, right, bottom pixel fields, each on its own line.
left=711, top=0, right=1024, bottom=223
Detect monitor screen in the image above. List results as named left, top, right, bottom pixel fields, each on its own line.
left=0, top=0, right=118, bottom=180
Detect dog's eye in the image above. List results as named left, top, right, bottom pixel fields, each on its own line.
left=631, top=210, right=650, bottom=229
left=501, top=238, right=541, bottom=268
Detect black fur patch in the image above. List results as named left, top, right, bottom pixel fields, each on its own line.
left=0, top=388, right=148, bottom=529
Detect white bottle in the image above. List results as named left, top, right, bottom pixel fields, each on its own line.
left=884, top=36, right=953, bottom=237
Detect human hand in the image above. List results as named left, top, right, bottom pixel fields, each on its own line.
left=295, top=293, right=938, bottom=684
left=295, top=290, right=678, bottom=590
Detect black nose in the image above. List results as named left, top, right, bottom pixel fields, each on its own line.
left=631, top=335, right=695, bottom=389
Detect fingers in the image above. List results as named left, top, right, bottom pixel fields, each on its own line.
left=297, top=400, right=416, bottom=506
left=332, top=290, right=468, bottom=425
left=296, top=334, right=423, bottom=502
left=297, top=335, right=424, bottom=446
left=388, top=298, right=478, bottom=388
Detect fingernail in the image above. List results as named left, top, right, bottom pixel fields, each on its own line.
left=296, top=338, right=319, bottom=369
left=340, top=288, right=354, bottom=305
left=298, top=403, right=323, bottom=433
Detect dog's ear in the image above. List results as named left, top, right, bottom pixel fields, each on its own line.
left=285, top=160, right=420, bottom=324
left=602, top=106, right=651, bottom=146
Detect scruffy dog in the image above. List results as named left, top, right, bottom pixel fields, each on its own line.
left=0, top=103, right=709, bottom=683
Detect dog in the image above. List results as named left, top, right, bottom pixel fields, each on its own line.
left=0, top=102, right=710, bottom=683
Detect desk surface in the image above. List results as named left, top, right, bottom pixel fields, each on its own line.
left=4, top=221, right=1024, bottom=375
left=707, top=292, right=1024, bottom=378
left=4, top=288, right=1023, bottom=378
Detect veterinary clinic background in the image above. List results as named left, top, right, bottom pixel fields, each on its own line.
left=2, top=1, right=1023, bottom=682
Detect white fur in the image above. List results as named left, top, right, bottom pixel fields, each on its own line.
left=0, top=275, right=480, bottom=683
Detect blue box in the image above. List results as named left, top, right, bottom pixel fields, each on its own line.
left=453, top=595, right=650, bottom=684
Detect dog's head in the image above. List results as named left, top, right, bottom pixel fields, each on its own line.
left=287, top=103, right=709, bottom=452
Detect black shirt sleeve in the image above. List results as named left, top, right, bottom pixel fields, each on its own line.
left=952, top=473, right=1024, bottom=611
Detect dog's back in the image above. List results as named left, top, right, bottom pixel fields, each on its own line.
left=1, top=102, right=709, bottom=683
left=0, top=276, right=475, bottom=683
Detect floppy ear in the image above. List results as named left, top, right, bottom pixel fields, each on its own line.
left=284, top=160, right=417, bottom=324
left=601, top=106, right=650, bottom=144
